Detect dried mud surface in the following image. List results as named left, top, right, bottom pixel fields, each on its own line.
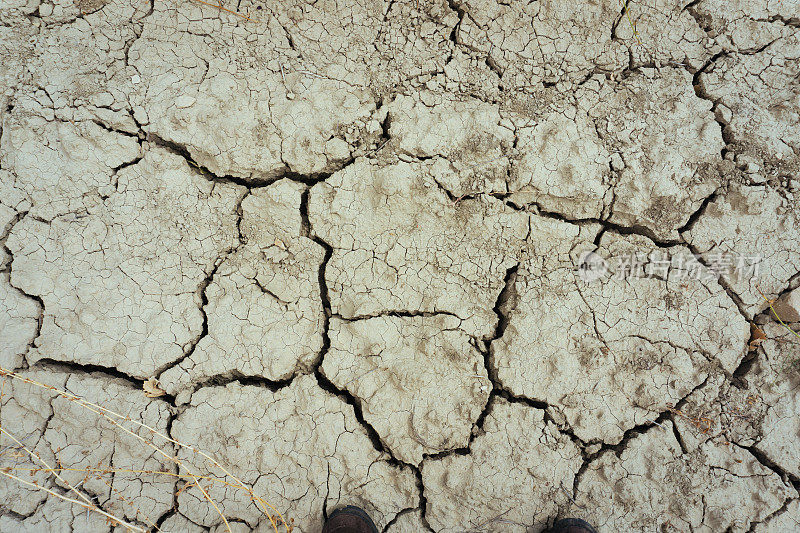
left=1, top=0, right=799, bottom=531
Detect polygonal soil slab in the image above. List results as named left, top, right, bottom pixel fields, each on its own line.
left=160, top=180, right=326, bottom=403
left=578, top=68, right=724, bottom=240
left=309, top=157, right=529, bottom=339
left=688, top=0, right=795, bottom=53
left=0, top=276, right=39, bottom=370
left=171, top=375, right=418, bottom=531
left=698, top=29, right=799, bottom=170
left=129, top=0, right=369, bottom=179
left=0, top=175, right=39, bottom=370
left=6, top=147, right=243, bottom=378
left=0, top=101, right=141, bottom=221
left=684, top=182, right=800, bottom=316
left=386, top=94, right=513, bottom=197
left=493, top=223, right=749, bottom=444
left=753, top=499, right=800, bottom=532
left=128, top=0, right=457, bottom=180
left=617, top=0, right=713, bottom=67
left=509, top=111, right=611, bottom=219
left=0, top=369, right=175, bottom=530
left=673, top=321, right=800, bottom=480
left=422, top=399, right=582, bottom=533
left=322, top=314, right=491, bottom=465
left=453, top=0, right=628, bottom=89
left=573, top=420, right=797, bottom=531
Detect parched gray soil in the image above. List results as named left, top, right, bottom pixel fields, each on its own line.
left=1, top=0, right=799, bottom=531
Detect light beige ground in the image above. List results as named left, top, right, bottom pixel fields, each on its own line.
left=1, top=0, right=799, bottom=531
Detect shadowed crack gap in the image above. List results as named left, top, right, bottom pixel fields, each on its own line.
left=178, top=371, right=294, bottom=404
left=756, top=15, right=800, bottom=28
left=333, top=310, right=460, bottom=322
left=508, top=198, right=685, bottom=249
left=736, top=443, right=800, bottom=493
left=301, top=184, right=439, bottom=527
left=313, top=367, right=389, bottom=460
left=690, top=54, right=733, bottom=158
left=610, top=0, right=631, bottom=40
left=313, top=365, right=434, bottom=532
left=152, top=483, right=178, bottom=528
left=2, top=210, right=45, bottom=369
left=300, top=187, right=332, bottom=369
left=572, top=375, right=710, bottom=500
left=571, top=411, right=672, bottom=499
left=490, top=263, right=519, bottom=344
left=146, top=133, right=354, bottom=188
left=730, top=347, right=759, bottom=389
left=746, top=495, right=799, bottom=533
left=32, top=358, right=150, bottom=395
left=677, top=189, right=719, bottom=234
left=684, top=241, right=751, bottom=321
left=773, top=270, right=800, bottom=300
left=381, top=507, right=424, bottom=533
left=152, top=249, right=230, bottom=381
left=445, top=0, right=465, bottom=49
left=152, top=187, right=251, bottom=385
left=670, top=415, right=689, bottom=454
left=0, top=504, right=44, bottom=522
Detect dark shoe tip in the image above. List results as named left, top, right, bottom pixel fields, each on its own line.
left=322, top=505, right=379, bottom=533
left=550, top=517, right=598, bottom=533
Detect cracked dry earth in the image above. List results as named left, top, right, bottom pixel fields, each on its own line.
left=1, top=0, right=800, bottom=531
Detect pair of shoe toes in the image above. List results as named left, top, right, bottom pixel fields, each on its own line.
left=322, top=506, right=597, bottom=533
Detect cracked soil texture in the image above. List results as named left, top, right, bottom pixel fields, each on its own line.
left=1, top=0, right=799, bottom=531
